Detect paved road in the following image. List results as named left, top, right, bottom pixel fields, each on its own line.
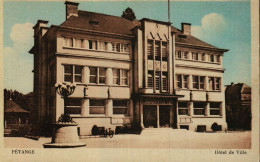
left=4, top=131, right=251, bottom=149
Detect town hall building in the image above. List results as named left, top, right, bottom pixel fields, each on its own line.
left=30, top=1, right=228, bottom=135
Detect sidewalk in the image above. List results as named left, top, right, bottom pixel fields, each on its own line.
left=4, top=131, right=251, bottom=149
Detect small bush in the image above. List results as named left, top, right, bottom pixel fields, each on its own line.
left=115, top=126, right=123, bottom=134
left=122, top=126, right=130, bottom=134
left=129, top=123, right=142, bottom=134
left=211, top=122, right=219, bottom=132
left=91, top=125, right=99, bottom=135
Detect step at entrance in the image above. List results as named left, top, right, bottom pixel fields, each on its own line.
left=141, top=128, right=189, bottom=135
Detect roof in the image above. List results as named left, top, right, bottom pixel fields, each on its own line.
left=60, top=10, right=140, bottom=36
left=59, top=10, right=227, bottom=51
left=225, top=83, right=251, bottom=95
left=4, top=99, right=30, bottom=113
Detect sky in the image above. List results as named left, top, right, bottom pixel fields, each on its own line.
left=3, top=1, right=251, bottom=94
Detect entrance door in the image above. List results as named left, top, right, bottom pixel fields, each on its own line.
left=159, top=105, right=170, bottom=127
left=143, top=105, right=157, bottom=128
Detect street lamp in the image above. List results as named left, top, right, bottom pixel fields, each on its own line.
left=55, top=82, right=76, bottom=115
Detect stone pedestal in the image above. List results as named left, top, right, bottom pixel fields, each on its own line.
left=43, top=123, right=86, bottom=148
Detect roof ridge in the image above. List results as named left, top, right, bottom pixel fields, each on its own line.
left=78, top=10, right=136, bottom=22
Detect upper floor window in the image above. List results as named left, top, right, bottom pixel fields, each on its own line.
left=98, top=41, right=106, bottom=51
left=176, top=74, right=188, bottom=89
left=147, top=40, right=153, bottom=60
left=112, top=43, right=120, bottom=52
left=192, top=76, right=204, bottom=90
left=112, top=69, right=129, bottom=86
left=200, top=53, right=205, bottom=61
left=121, top=69, right=128, bottom=85
left=183, top=52, right=188, bottom=59
left=176, top=51, right=182, bottom=59
left=162, top=42, right=167, bottom=61
left=155, top=41, right=160, bottom=61
left=64, top=65, right=83, bottom=83
left=121, top=44, right=129, bottom=53
left=64, top=38, right=73, bottom=47
left=209, top=54, right=214, bottom=62
left=209, top=77, right=221, bottom=91
left=75, top=39, right=83, bottom=48
left=192, top=52, right=199, bottom=60
left=89, top=40, right=97, bottom=50
left=148, top=71, right=153, bottom=88
left=162, top=72, right=168, bottom=91
left=89, top=67, right=106, bottom=84
left=216, top=55, right=220, bottom=63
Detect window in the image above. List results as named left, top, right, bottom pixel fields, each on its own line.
left=193, top=102, right=206, bottom=115
left=162, top=42, right=167, bottom=61
left=176, top=51, right=182, bottom=59
left=98, top=41, right=106, bottom=51
left=199, top=76, right=205, bottom=90
left=176, top=74, right=189, bottom=89
left=155, top=72, right=160, bottom=90
left=112, top=43, right=120, bottom=52
left=210, top=102, right=221, bottom=115
left=192, top=75, right=204, bottom=90
left=121, top=44, right=129, bottom=53
left=89, top=99, right=105, bottom=115
left=112, top=69, right=129, bottom=86
left=75, top=39, right=83, bottom=48
left=192, top=76, right=199, bottom=89
left=178, top=102, right=188, bottom=115
left=155, top=41, right=160, bottom=60
left=148, top=71, right=153, bottom=88
left=121, top=69, right=128, bottom=85
left=64, top=65, right=82, bottom=83
left=64, top=38, right=73, bottom=47
left=209, top=77, right=221, bottom=91
left=113, top=100, right=128, bottom=115
left=113, top=69, right=120, bottom=85
left=99, top=68, right=106, bottom=84
left=216, top=78, right=220, bottom=90
left=65, top=98, right=81, bottom=115
left=201, top=53, right=205, bottom=61
left=89, top=40, right=97, bottom=50
left=176, top=74, right=182, bottom=88
left=183, top=75, right=188, bottom=89
left=183, top=52, right=188, bottom=59
left=216, top=55, right=220, bottom=63
left=147, top=40, right=153, bottom=60
left=89, top=67, right=107, bottom=84
left=162, top=72, right=167, bottom=91
left=192, top=52, right=198, bottom=60
left=89, top=67, right=97, bottom=83
left=209, top=54, right=214, bottom=62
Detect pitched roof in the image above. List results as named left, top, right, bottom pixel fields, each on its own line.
left=60, top=10, right=140, bottom=36
left=59, top=10, right=226, bottom=51
left=225, top=83, right=251, bottom=95
left=4, top=99, right=30, bottom=113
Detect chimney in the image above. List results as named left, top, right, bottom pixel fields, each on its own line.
left=65, top=1, right=79, bottom=20
left=181, top=23, right=191, bottom=35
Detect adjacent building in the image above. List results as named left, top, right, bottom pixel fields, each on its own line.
left=30, top=1, right=228, bottom=135
left=225, top=83, right=251, bottom=130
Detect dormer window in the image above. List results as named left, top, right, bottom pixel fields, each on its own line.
left=89, top=20, right=99, bottom=26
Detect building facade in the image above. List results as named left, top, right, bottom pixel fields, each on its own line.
left=30, top=1, right=228, bottom=135
left=225, top=83, right=251, bottom=130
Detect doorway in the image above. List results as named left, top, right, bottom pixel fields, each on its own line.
left=143, top=105, right=157, bottom=128
left=159, top=105, right=170, bottom=127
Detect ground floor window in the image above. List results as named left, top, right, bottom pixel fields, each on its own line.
left=178, top=101, right=188, bottom=115
left=193, top=102, right=206, bottom=115
left=89, top=99, right=105, bottom=114
left=65, top=98, right=82, bottom=115
left=113, top=100, right=128, bottom=115
left=210, top=102, right=221, bottom=115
